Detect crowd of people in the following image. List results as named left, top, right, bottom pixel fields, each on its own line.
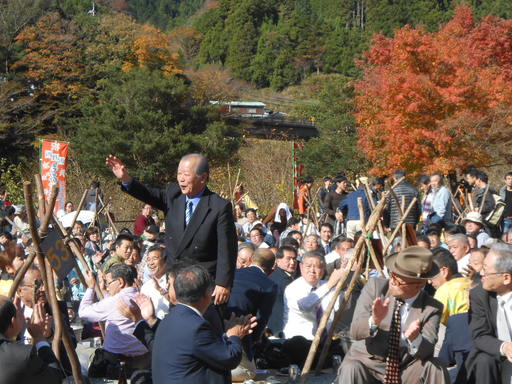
left=1, top=158, right=512, bottom=383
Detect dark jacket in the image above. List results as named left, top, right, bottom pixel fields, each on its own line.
left=123, top=181, right=237, bottom=287
left=267, top=267, right=295, bottom=336
left=474, top=185, right=497, bottom=218
left=0, top=336, right=63, bottom=384
left=152, top=304, right=243, bottom=384
left=134, top=318, right=161, bottom=352
left=338, top=187, right=371, bottom=221
left=386, top=180, right=421, bottom=229
left=324, top=190, right=348, bottom=220
left=228, top=266, right=277, bottom=341
left=466, top=284, right=501, bottom=376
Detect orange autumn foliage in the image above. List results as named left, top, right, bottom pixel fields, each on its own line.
left=13, top=13, right=84, bottom=98
left=356, top=5, right=512, bottom=176
left=123, top=24, right=183, bottom=76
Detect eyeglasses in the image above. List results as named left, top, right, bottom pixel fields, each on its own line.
left=482, top=272, right=507, bottom=277
left=106, top=279, right=119, bottom=287
left=22, top=280, right=44, bottom=289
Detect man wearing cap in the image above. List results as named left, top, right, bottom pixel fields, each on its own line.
left=337, top=246, right=449, bottom=383
left=462, top=212, right=490, bottom=248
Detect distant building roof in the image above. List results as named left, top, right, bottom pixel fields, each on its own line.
left=210, top=101, right=266, bottom=107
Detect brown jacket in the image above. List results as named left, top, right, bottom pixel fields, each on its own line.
left=348, top=277, right=443, bottom=367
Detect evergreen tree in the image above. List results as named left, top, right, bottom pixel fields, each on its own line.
left=74, top=69, right=239, bottom=184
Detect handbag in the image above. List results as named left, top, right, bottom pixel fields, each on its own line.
left=88, top=348, right=122, bottom=379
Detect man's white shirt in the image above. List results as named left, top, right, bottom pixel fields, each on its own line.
left=283, top=277, right=340, bottom=340
left=141, top=274, right=170, bottom=320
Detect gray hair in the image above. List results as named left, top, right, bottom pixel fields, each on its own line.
left=238, top=242, right=256, bottom=252
left=448, top=233, right=469, bottom=246
left=302, top=251, right=326, bottom=267
left=181, top=153, right=209, bottom=177
left=491, top=243, right=512, bottom=274
left=305, top=234, right=320, bottom=244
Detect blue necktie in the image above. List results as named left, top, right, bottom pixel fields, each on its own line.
left=185, top=200, right=193, bottom=226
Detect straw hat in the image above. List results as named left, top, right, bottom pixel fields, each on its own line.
left=461, top=211, right=484, bottom=226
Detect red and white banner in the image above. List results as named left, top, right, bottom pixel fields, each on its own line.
left=40, top=139, right=69, bottom=213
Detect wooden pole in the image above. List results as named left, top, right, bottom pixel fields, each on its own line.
left=382, top=197, right=418, bottom=255
left=301, top=193, right=389, bottom=376
left=23, top=182, right=86, bottom=384
left=34, top=174, right=46, bottom=220
left=314, top=251, right=366, bottom=374
left=52, top=215, right=104, bottom=300
left=478, top=185, right=490, bottom=214
left=8, top=250, right=37, bottom=299
left=67, top=189, right=88, bottom=235
left=357, top=197, right=383, bottom=276
left=39, top=185, right=59, bottom=238
left=98, top=194, right=118, bottom=236
left=467, top=192, right=475, bottom=212
left=362, top=183, right=388, bottom=248
left=23, top=182, right=61, bottom=360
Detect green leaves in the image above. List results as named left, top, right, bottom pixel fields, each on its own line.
left=73, top=69, right=239, bottom=185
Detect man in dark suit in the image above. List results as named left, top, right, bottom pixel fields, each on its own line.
left=106, top=153, right=237, bottom=305
left=228, top=248, right=277, bottom=359
left=337, top=246, right=449, bottom=383
left=466, top=243, right=512, bottom=383
left=0, top=295, right=63, bottom=384
left=152, top=264, right=257, bottom=384
left=267, top=246, right=298, bottom=337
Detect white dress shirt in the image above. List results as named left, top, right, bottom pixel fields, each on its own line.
left=497, top=291, right=512, bottom=383
left=457, top=254, right=470, bottom=275
left=141, top=274, right=170, bottom=320
left=283, top=277, right=339, bottom=340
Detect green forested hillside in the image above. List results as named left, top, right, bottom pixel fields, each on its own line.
left=194, top=0, right=512, bottom=89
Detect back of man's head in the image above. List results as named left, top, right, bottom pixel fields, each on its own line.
left=476, top=170, right=489, bottom=184
left=108, top=263, right=137, bottom=286
left=446, top=224, right=466, bottom=236
left=0, top=295, right=16, bottom=335
left=252, top=249, right=275, bottom=274
left=393, top=169, right=406, bottom=180
left=174, top=265, right=212, bottom=305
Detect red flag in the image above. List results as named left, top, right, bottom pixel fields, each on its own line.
left=40, top=139, right=69, bottom=214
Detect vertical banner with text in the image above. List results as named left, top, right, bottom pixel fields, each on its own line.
left=292, top=141, right=304, bottom=210
left=40, top=139, right=69, bottom=214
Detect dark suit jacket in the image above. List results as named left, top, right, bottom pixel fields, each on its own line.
left=267, top=267, right=295, bottom=336
left=0, top=336, right=63, bottom=384
left=228, top=266, right=277, bottom=340
left=347, top=277, right=443, bottom=367
left=134, top=318, right=161, bottom=351
left=123, top=181, right=237, bottom=287
left=466, top=284, right=502, bottom=374
left=152, top=304, right=243, bottom=384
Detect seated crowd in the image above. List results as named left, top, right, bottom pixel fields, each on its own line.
left=1, top=167, right=512, bottom=384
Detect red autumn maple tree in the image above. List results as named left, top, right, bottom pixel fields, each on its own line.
left=356, top=5, right=512, bottom=175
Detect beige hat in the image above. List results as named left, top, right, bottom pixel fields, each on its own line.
left=385, top=246, right=439, bottom=280
left=462, top=211, right=484, bottom=226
